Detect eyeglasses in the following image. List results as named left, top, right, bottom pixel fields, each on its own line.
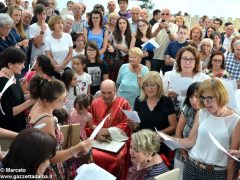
left=54, top=96, right=67, bottom=104
left=142, top=84, right=158, bottom=89
left=181, top=57, right=195, bottom=63
left=212, top=59, right=222, bottom=63
left=161, top=13, right=170, bottom=16
left=199, top=96, right=215, bottom=103
left=1, top=26, right=12, bottom=31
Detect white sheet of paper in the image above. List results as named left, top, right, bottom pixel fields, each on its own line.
left=21, top=60, right=37, bottom=85
left=75, top=163, right=116, bottom=180
left=155, top=128, right=187, bottom=150
left=208, top=132, right=240, bottom=162
left=169, top=76, right=193, bottom=96
left=89, top=114, right=111, bottom=140
left=0, top=76, right=15, bottom=99
left=0, top=76, right=15, bottom=115
left=220, top=78, right=238, bottom=110
left=120, top=107, right=141, bottom=123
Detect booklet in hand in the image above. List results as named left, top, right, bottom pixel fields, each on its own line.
left=141, top=38, right=160, bottom=51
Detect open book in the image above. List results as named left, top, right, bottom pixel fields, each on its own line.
left=75, top=163, right=116, bottom=180
left=93, top=140, right=125, bottom=153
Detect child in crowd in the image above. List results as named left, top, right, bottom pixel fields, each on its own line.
left=52, top=108, right=69, bottom=125
left=61, top=69, right=80, bottom=112
left=72, top=54, right=92, bottom=95
left=71, top=32, right=85, bottom=56
left=85, top=41, right=109, bottom=95
left=68, top=94, right=95, bottom=140
left=21, top=55, right=54, bottom=94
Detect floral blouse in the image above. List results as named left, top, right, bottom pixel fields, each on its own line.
left=205, top=69, right=230, bottom=79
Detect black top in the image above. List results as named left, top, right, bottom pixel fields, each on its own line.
left=134, top=96, right=175, bottom=131
left=149, top=18, right=157, bottom=26
left=135, top=38, right=154, bottom=65
left=0, top=77, right=26, bottom=132
left=134, top=95, right=175, bottom=155
left=86, top=61, right=109, bottom=95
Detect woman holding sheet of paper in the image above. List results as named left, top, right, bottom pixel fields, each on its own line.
left=130, top=19, right=154, bottom=69
left=163, top=46, right=209, bottom=117
left=168, top=78, right=240, bottom=180
left=0, top=47, right=34, bottom=132
left=28, top=75, right=92, bottom=179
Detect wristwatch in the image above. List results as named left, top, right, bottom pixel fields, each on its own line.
left=166, top=30, right=170, bottom=34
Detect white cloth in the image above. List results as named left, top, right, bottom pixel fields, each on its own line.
left=29, top=23, right=51, bottom=63
left=76, top=72, right=92, bottom=94
left=44, top=32, right=73, bottom=68
left=152, top=22, right=178, bottom=60
left=189, top=108, right=240, bottom=167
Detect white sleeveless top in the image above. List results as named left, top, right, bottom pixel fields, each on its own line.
left=189, top=108, right=240, bottom=167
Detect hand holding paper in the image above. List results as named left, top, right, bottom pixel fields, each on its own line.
left=208, top=132, right=240, bottom=162
left=89, top=114, right=111, bottom=140
left=155, top=128, right=187, bottom=150
left=141, top=38, right=160, bottom=51
left=120, top=107, right=141, bottom=123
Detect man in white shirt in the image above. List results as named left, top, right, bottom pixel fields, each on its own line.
left=151, top=8, right=178, bottom=73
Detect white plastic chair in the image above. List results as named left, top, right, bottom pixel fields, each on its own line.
left=153, top=168, right=180, bottom=180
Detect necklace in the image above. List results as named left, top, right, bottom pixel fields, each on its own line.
left=0, top=67, right=13, bottom=78
left=216, top=107, right=227, bottom=117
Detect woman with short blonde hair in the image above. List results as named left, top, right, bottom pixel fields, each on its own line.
left=117, top=47, right=149, bottom=108
left=127, top=129, right=168, bottom=179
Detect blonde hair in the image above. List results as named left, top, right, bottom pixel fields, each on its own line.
left=139, top=71, right=163, bottom=101
left=48, top=15, right=63, bottom=31
left=131, top=129, right=160, bottom=155
left=8, top=5, right=27, bottom=39
left=108, top=12, right=119, bottom=22
left=198, top=78, right=229, bottom=108
left=129, top=47, right=143, bottom=57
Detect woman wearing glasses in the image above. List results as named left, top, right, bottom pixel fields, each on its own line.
left=163, top=46, right=209, bottom=117
left=133, top=71, right=177, bottom=161
left=166, top=78, right=240, bottom=180
left=204, top=51, right=230, bottom=78
left=28, top=75, right=92, bottom=179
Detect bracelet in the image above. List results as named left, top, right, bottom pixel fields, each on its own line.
left=166, top=31, right=170, bottom=34
left=40, top=31, right=45, bottom=35
left=69, top=146, right=75, bottom=156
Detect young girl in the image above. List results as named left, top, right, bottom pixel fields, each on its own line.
left=71, top=32, right=85, bottom=56
left=174, top=82, right=201, bottom=179
left=68, top=94, right=95, bottom=140
left=21, top=55, right=54, bottom=94
left=61, top=69, right=80, bottom=112
left=85, top=41, right=109, bottom=95
left=72, top=54, right=92, bottom=95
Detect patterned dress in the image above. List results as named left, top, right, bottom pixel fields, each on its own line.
left=27, top=113, right=65, bottom=180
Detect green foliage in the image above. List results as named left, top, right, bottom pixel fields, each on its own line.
left=139, top=0, right=154, bottom=10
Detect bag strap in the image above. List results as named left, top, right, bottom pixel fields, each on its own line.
left=30, top=113, right=52, bottom=126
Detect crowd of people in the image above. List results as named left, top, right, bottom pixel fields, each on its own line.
left=0, top=0, right=240, bottom=179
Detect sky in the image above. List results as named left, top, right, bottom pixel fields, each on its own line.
left=0, top=0, right=239, bottom=18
